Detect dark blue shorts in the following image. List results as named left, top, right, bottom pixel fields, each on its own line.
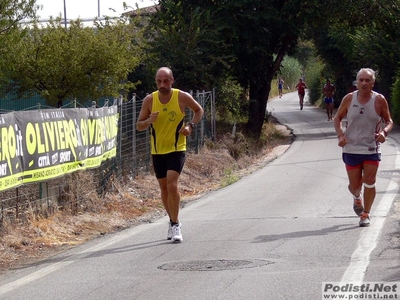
left=152, top=151, right=186, bottom=179
left=324, top=97, right=334, bottom=104
left=342, top=153, right=381, bottom=170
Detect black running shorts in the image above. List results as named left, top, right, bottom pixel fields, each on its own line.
left=152, top=151, right=186, bottom=179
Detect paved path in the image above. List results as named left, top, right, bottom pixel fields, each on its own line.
left=0, top=92, right=398, bottom=300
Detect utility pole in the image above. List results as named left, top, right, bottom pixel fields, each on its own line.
left=63, top=0, right=67, bottom=28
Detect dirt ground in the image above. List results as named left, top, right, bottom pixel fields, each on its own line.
left=0, top=121, right=293, bottom=274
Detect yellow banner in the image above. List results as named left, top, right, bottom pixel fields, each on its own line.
left=0, top=106, right=119, bottom=191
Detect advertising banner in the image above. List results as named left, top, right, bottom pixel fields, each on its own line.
left=0, top=106, right=119, bottom=191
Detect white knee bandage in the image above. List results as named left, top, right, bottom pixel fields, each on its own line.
left=364, top=183, right=376, bottom=189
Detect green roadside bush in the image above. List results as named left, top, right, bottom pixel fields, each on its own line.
left=279, top=56, right=302, bottom=90
left=304, top=59, right=324, bottom=105
left=215, top=76, right=248, bottom=123
left=390, top=72, right=400, bottom=124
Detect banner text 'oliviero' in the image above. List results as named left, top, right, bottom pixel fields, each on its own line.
left=0, top=106, right=119, bottom=191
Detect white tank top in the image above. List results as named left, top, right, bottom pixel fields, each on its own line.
left=343, top=91, right=382, bottom=154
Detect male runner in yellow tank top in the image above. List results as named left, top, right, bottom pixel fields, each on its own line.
left=137, top=67, right=204, bottom=242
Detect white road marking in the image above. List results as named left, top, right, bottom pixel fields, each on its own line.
left=341, top=147, right=400, bottom=284
left=0, top=261, right=74, bottom=296
left=0, top=223, right=153, bottom=296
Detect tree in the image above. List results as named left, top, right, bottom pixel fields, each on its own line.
left=0, top=0, right=37, bottom=35
left=148, top=0, right=340, bottom=137
left=2, top=17, right=143, bottom=107
left=144, top=1, right=230, bottom=92
left=310, top=0, right=400, bottom=103
left=0, top=0, right=38, bottom=80
left=143, top=0, right=400, bottom=133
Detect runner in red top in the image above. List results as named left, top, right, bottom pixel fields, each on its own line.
left=295, top=78, right=308, bottom=110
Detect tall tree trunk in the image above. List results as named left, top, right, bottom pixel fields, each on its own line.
left=246, top=47, right=286, bottom=138
left=247, top=81, right=271, bottom=137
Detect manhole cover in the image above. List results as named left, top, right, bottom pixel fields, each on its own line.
left=158, top=259, right=273, bottom=271
left=378, top=171, right=400, bottom=183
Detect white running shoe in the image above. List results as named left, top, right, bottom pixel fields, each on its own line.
left=167, top=223, right=173, bottom=240
left=171, top=223, right=183, bottom=242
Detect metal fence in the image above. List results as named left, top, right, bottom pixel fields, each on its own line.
left=0, top=90, right=216, bottom=224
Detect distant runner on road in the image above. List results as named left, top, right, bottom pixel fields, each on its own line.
left=295, top=78, right=308, bottom=110
left=323, top=79, right=335, bottom=121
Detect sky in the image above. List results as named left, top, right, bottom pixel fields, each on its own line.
left=35, top=0, right=158, bottom=21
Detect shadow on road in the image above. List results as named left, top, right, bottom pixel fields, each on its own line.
left=252, top=224, right=359, bottom=243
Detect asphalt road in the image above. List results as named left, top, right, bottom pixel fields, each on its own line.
left=0, top=92, right=399, bottom=300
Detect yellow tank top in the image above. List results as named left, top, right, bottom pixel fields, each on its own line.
left=150, top=88, right=186, bottom=154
